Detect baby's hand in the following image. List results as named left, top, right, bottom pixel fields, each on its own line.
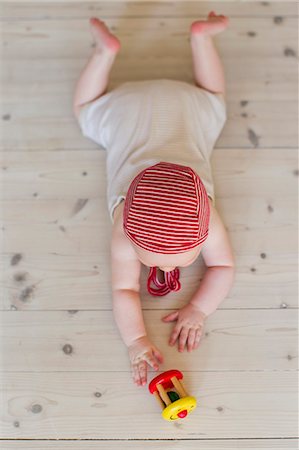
left=127, top=336, right=164, bottom=387
left=162, top=304, right=207, bottom=352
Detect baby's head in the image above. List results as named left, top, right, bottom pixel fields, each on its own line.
left=123, top=161, right=210, bottom=271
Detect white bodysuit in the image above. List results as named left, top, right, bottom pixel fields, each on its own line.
left=78, top=79, right=227, bottom=222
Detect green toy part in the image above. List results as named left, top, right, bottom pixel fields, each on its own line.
left=167, top=390, right=180, bottom=402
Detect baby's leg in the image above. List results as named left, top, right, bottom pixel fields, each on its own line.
left=190, top=11, right=229, bottom=96
left=73, top=18, right=121, bottom=119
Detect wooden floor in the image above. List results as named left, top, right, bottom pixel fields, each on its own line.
left=0, top=1, right=298, bottom=449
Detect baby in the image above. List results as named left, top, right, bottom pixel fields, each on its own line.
left=74, top=12, right=235, bottom=387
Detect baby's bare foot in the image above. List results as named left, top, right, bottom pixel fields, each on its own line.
left=190, top=11, right=229, bottom=37
left=89, top=17, right=121, bottom=54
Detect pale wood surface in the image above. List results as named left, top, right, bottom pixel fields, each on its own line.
left=1, top=149, right=297, bottom=310
left=0, top=1, right=298, bottom=448
left=1, top=309, right=297, bottom=371
left=1, top=440, right=299, bottom=450
left=1, top=13, right=298, bottom=150
left=0, top=372, right=298, bottom=438
left=0, top=2, right=297, bottom=17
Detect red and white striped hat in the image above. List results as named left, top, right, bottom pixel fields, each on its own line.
left=123, top=162, right=211, bottom=296
left=123, top=161, right=210, bottom=253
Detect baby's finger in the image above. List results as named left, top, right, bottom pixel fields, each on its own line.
left=187, top=328, right=196, bottom=352
left=194, top=327, right=203, bottom=349
left=178, top=326, right=189, bottom=352
left=169, top=325, right=181, bottom=346
left=144, top=351, right=159, bottom=371
left=153, top=347, right=164, bottom=364
left=138, top=360, right=147, bottom=386
left=132, top=363, right=141, bottom=386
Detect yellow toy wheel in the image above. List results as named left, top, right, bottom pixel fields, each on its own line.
left=161, top=396, right=197, bottom=421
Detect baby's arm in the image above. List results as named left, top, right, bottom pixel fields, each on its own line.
left=162, top=205, right=235, bottom=352
left=110, top=221, right=145, bottom=344
left=189, top=205, right=235, bottom=315
left=110, top=222, right=163, bottom=385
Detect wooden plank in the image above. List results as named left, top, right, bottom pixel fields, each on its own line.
left=1, top=11, right=298, bottom=151
left=2, top=18, right=298, bottom=60
left=1, top=61, right=297, bottom=149
left=1, top=96, right=297, bottom=150
left=0, top=309, right=297, bottom=372
left=1, top=201, right=297, bottom=311
left=1, top=210, right=297, bottom=255
left=1, top=149, right=297, bottom=199
left=1, top=441, right=298, bottom=450
left=2, top=207, right=296, bottom=252
left=2, top=57, right=296, bottom=102
left=1, top=248, right=297, bottom=311
left=1, top=194, right=296, bottom=228
left=0, top=2, right=297, bottom=20
left=1, top=58, right=297, bottom=150
left=0, top=371, right=297, bottom=439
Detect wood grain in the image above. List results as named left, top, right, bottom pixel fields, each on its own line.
left=0, top=371, right=297, bottom=439
left=0, top=1, right=298, bottom=446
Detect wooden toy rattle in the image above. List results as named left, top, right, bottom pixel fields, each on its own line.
left=148, top=369, right=197, bottom=421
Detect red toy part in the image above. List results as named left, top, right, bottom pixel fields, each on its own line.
left=148, top=369, right=183, bottom=394
left=177, top=410, right=188, bottom=418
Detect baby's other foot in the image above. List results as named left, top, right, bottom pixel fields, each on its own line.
left=190, top=11, right=229, bottom=37
left=89, top=17, right=121, bottom=54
